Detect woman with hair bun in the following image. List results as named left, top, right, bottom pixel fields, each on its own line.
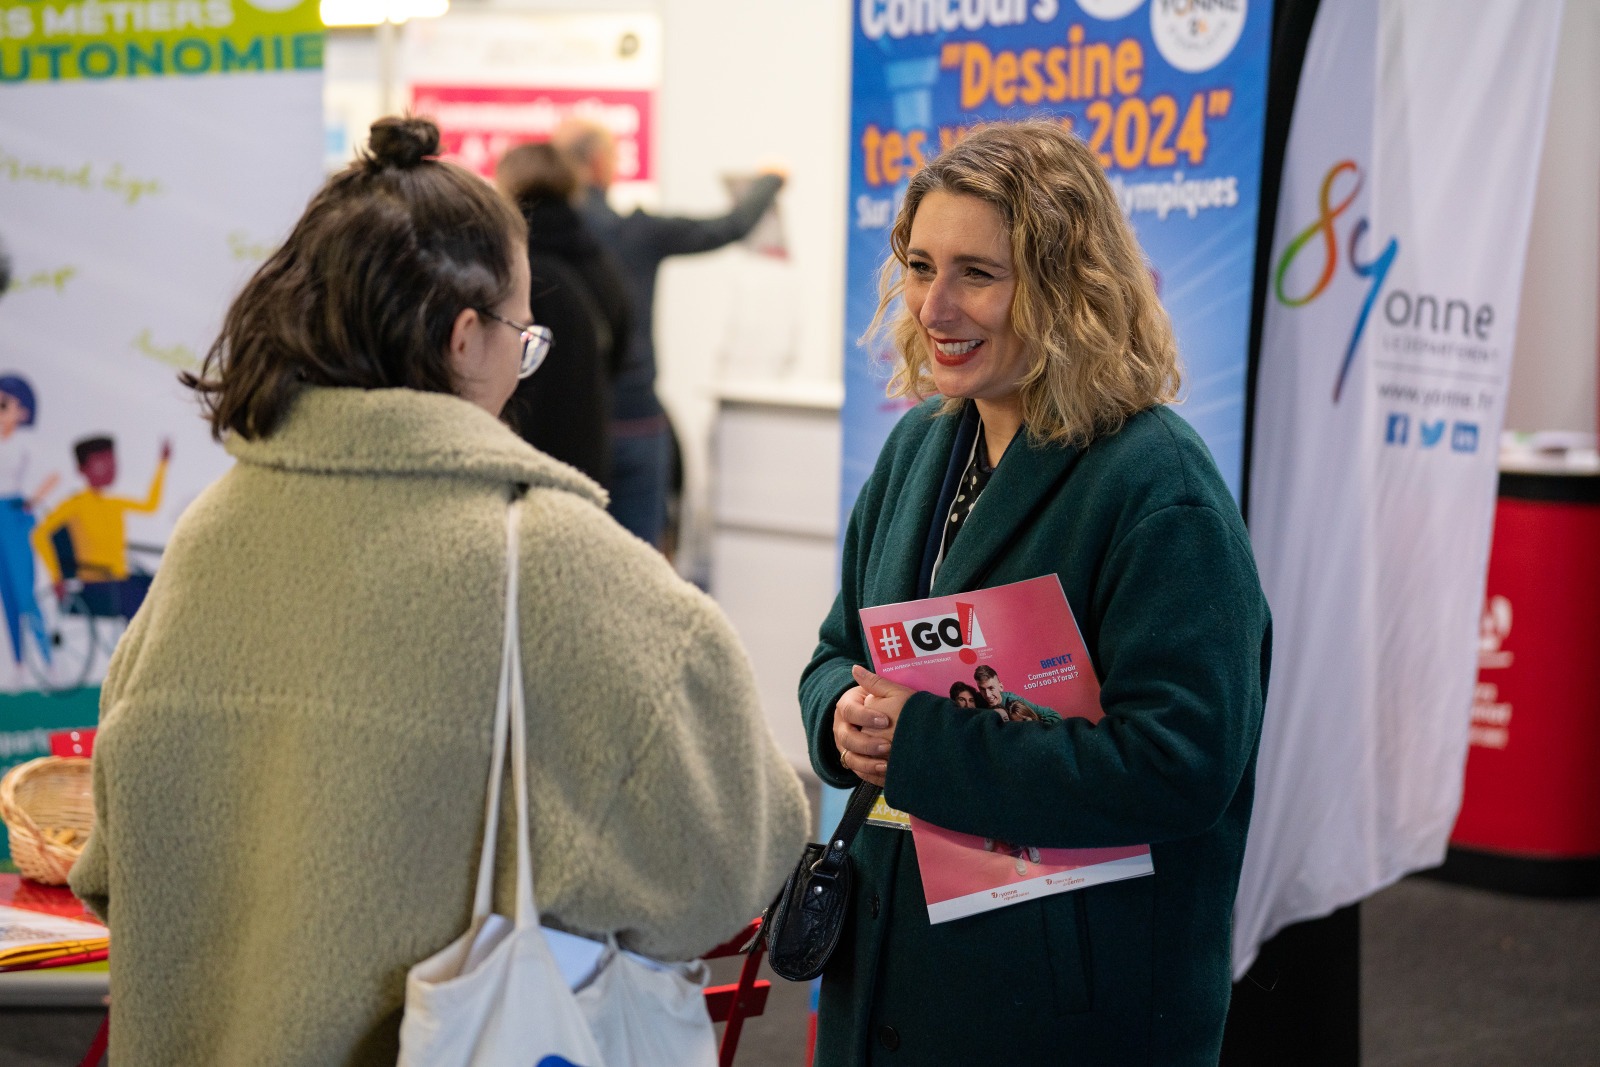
left=800, top=121, right=1271, bottom=1064
left=69, top=116, right=808, bottom=1066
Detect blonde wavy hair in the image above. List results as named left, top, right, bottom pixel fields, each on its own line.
left=870, top=120, right=1180, bottom=447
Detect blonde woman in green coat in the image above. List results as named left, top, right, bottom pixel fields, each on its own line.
left=68, top=117, right=809, bottom=1066
left=800, top=121, right=1271, bottom=1065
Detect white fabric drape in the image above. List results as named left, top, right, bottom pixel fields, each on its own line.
left=1236, top=0, right=1564, bottom=977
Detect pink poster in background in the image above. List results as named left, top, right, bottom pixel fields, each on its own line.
left=860, top=576, right=1153, bottom=924
left=409, top=85, right=654, bottom=180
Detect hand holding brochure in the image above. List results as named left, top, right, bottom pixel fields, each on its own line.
left=859, top=575, right=1153, bottom=924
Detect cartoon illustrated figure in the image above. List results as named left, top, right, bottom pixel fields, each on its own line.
left=32, top=435, right=169, bottom=620
left=0, top=374, right=61, bottom=665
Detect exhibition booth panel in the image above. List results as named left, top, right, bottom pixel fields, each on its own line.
left=1445, top=459, right=1600, bottom=896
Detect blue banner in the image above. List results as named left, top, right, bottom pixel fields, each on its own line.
left=840, top=0, right=1272, bottom=522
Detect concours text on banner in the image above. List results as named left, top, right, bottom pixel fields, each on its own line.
left=839, top=0, right=1272, bottom=524
left=0, top=0, right=324, bottom=859
left=1236, top=0, right=1563, bottom=975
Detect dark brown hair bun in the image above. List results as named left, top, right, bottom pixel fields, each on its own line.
left=365, top=116, right=440, bottom=169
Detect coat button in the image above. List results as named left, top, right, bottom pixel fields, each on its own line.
left=869, top=893, right=881, bottom=919
left=878, top=1024, right=900, bottom=1051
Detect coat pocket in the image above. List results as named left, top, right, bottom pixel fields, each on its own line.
left=924, top=893, right=1093, bottom=1018
left=1079, top=873, right=1157, bottom=1044
left=1040, top=891, right=1093, bottom=1015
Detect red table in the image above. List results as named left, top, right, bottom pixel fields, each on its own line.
left=0, top=873, right=108, bottom=1066
left=1, top=874, right=771, bottom=1066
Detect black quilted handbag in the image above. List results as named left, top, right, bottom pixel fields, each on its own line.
left=756, top=782, right=880, bottom=983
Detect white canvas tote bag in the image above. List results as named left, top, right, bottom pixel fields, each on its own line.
left=576, top=937, right=718, bottom=1066
left=396, top=501, right=606, bottom=1067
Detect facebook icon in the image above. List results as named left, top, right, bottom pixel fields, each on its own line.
left=1385, top=412, right=1410, bottom=446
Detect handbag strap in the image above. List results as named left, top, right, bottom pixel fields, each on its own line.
left=469, top=496, right=539, bottom=927
left=747, top=780, right=880, bottom=955
left=826, top=780, right=881, bottom=855
left=809, top=781, right=880, bottom=887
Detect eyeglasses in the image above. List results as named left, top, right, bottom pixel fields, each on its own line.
left=478, top=309, right=553, bottom=379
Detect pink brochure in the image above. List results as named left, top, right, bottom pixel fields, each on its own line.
left=859, top=575, right=1153, bottom=924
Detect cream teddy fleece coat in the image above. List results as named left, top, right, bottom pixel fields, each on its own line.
left=69, top=387, right=810, bottom=1066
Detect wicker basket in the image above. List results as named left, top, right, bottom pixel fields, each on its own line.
left=0, top=756, right=94, bottom=885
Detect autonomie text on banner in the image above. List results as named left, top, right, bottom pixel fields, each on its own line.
left=858, top=21, right=1240, bottom=225
left=0, top=0, right=321, bottom=81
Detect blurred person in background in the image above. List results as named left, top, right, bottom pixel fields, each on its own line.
left=553, top=118, right=784, bottom=550
left=70, top=116, right=809, bottom=1067
left=495, top=141, right=630, bottom=487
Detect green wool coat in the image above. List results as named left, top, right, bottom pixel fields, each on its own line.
left=69, top=387, right=810, bottom=1066
left=800, top=400, right=1270, bottom=1066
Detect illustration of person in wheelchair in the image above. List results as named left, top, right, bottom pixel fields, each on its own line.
left=27, top=434, right=169, bottom=691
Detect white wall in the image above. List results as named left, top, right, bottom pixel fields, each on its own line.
left=1505, top=0, right=1600, bottom=436
left=652, top=0, right=852, bottom=582
left=325, top=28, right=384, bottom=171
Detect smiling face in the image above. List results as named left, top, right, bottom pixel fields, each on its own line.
left=902, top=190, right=1031, bottom=415
left=977, top=674, right=1005, bottom=709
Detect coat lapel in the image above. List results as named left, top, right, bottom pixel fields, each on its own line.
left=930, top=428, right=1083, bottom=596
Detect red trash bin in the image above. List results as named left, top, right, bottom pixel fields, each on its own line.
left=1441, top=467, right=1600, bottom=896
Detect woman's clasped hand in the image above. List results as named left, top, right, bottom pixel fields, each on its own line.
left=832, top=663, right=915, bottom=787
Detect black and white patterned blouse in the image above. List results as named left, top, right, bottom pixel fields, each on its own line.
left=933, top=423, right=995, bottom=582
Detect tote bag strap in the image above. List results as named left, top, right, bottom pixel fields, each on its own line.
left=468, top=497, right=541, bottom=926
left=504, top=503, right=540, bottom=930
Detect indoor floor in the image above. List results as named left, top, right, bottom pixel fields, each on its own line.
left=3, top=874, right=1597, bottom=1066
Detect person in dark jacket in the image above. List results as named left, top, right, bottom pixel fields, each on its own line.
left=494, top=143, right=628, bottom=487
left=553, top=118, right=784, bottom=547
left=800, top=121, right=1272, bottom=1065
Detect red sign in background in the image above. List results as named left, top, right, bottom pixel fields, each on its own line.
left=1451, top=485, right=1600, bottom=858
left=409, top=85, right=654, bottom=181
